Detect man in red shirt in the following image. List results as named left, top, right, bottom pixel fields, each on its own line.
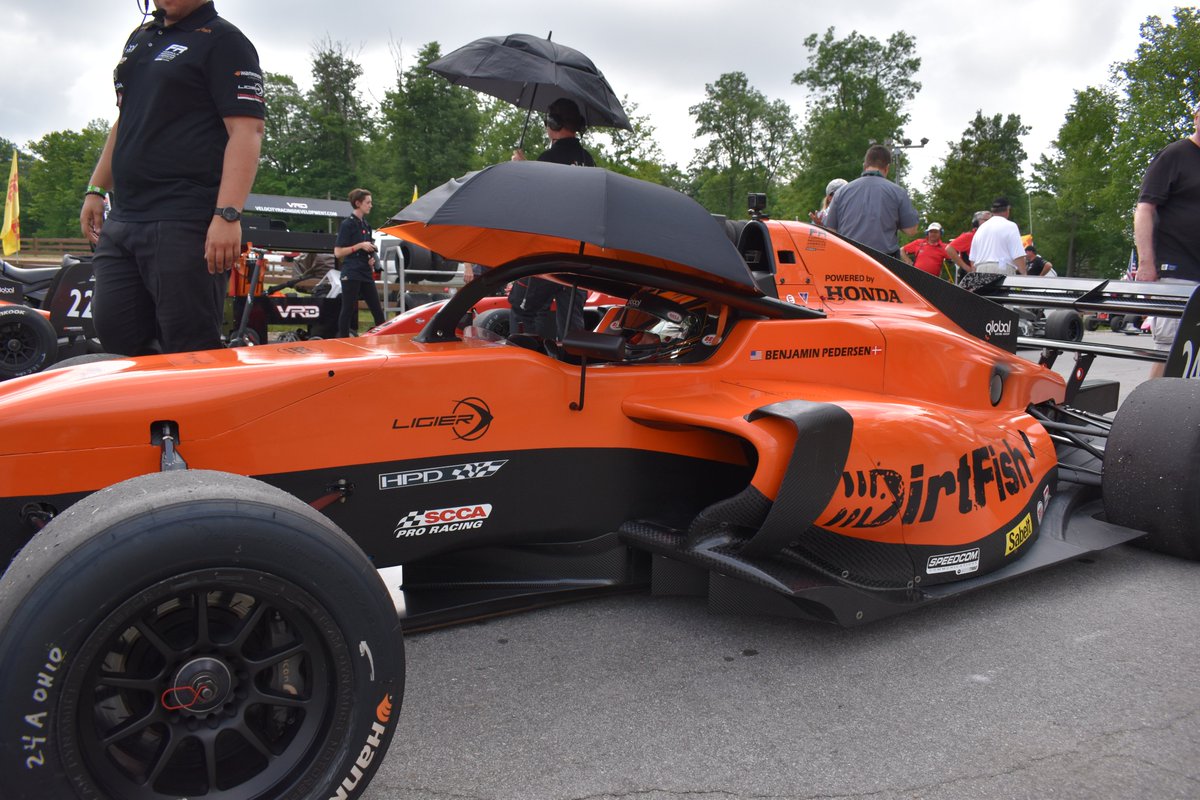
left=948, top=210, right=990, bottom=281
left=901, top=223, right=967, bottom=279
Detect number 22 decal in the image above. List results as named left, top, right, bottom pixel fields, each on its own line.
left=67, top=288, right=93, bottom=319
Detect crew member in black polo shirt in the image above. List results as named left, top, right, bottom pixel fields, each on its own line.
left=509, top=98, right=593, bottom=338
left=333, top=188, right=385, bottom=337
left=80, top=0, right=264, bottom=355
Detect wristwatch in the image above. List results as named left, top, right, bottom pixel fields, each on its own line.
left=214, top=206, right=242, bottom=222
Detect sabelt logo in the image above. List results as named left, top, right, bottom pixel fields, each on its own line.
left=1005, top=513, right=1034, bottom=556
left=985, top=320, right=1013, bottom=337
left=926, top=548, right=980, bottom=576
left=330, top=694, right=393, bottom=800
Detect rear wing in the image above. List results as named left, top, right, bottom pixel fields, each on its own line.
left=969, top=276, right=1199, bottom=379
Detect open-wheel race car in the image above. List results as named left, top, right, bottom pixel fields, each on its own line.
left=1, top=161, right=1198, bottom=800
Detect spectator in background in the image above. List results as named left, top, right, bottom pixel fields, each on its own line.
left=1024, top=245, right=1055, bottom=276
left=900, top=222, right=969, bottom=279
left=824, top=145, right=919, bottom=260
left=333, top=188, right=384, bottom=337
left=970, top=197, right=1026, bottom=275
left=809, top=178, right=848, bottom=226
left=949, top=210, right=990, bottom=281
left=1134, top=103, right=1200, bottom=378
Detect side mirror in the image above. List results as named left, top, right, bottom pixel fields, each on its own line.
left=561, top=330, right=626, bottom=362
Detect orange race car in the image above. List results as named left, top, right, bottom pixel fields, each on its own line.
left=1, top=162, right=1197, bottom=800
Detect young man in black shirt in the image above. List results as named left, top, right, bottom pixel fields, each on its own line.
left=81, top=0, right=264, bottom=355
left=509, top=98, right=593, bottom=337
left=1134, top=104, right=1200, bottom=376
left=333, top=189, right=384, bottom=337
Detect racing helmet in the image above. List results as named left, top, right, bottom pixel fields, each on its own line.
left=612, top=290, right=708, bottom=362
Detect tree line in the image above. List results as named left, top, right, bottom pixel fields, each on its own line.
left=5, top=8, right=1195, bottom=279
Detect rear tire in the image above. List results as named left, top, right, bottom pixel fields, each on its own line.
left=0, top=470, right=403, bottom=800
left=1045, top=309, right=1084, bottom=342
left=0, top=305, right=58, bottom=379
left=472, top=307, right=511, bottom=337
left=44, top=352, right=123, bottom=371
left=1103, top=379, right=1200, bottom=559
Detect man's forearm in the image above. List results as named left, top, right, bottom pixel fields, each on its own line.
left=216, top=116, right=264, bottom=209
left=1133, top=202, right=1157, bottom=279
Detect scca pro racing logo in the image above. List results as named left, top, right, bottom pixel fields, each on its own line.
left=392, top=397, right=493, bottom=441
left=394, top=504, right=493, bottom=537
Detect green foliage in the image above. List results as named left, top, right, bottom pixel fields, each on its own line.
left=1032, top=88, right=1127, bottom=276
left=474, top=99, right=537, bottom=168
left=255, top=73, right=312, bottom=196
left=782, top=27, right=921, bottom=220
left=302, top=38, right=371, bottom=198
left=368, top=41, right=482, bottom=222
left=688, top=72, right=798, bottom=218
left=924, top=111, right=1030, bottom=236
left=590, top=97, right=684, bottom=189
left=23, top=121, right=110, bottom=238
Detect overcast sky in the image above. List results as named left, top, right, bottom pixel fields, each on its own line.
left=0, top=0, right=1181, bottom=197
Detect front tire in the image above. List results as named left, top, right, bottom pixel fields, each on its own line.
left=1045, top=309, right=1084, bottom=342
left=0, top=470, right=403, bottom=800
left=0, top=304, right=58, bottom=379
left=1103, top=379, right=1200, bottom=559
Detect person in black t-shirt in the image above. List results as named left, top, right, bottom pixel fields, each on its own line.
left=1024, top=245, right=1054, bottom=277
left=82, top=0, right=264, bottom=355
left=509, top=98, right=592, bottom=338
left=1134, top=104, right=1200, bottom=376
left=333, top=189, right=384, bottom=338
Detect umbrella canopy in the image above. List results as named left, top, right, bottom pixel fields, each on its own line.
left=382, top=161, right=756, bottom=291
left=428, top=33, right=631, bottom=131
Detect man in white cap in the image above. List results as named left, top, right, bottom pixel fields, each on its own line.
left=970, top=197, right=1027, bottom=275
left=900, top=221, right=969, bottom=278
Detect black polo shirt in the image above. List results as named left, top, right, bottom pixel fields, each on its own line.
left=109, top=2, right=264, bottom=222
left=537, top=137, right=595, bottom=167
left=1139, top=137, right=1200, bottom=280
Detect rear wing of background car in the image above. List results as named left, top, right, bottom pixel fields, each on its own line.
left=967, top=276, right=1199, bottom=380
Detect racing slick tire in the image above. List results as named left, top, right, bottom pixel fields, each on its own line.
left=1102, top=378, right=1200, bottom=559
left=472, top=307, right=512, bottom=337
left=0, top=304, right=58, bottom=379
left=1045, top=309, right=1084, bottom=342
left=1084, top=314, right=1100, bottom=332
left=44, top=352, right=124, bottom=371
left=0, top=470, right=404, bottom=800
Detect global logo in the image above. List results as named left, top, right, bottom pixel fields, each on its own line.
left=985, top=320, right=1013, bottom=337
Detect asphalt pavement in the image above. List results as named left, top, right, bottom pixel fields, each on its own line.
left=366, top=328, right=1199, bottom=800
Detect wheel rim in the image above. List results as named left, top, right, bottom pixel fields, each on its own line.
left=67, top=569, right=342, bottom=799
left=0, top=317, right=43, bottom=370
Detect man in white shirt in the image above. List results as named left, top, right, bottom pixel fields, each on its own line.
left=970, top=197, right=1026, bottom=275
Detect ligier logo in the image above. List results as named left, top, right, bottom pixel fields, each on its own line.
left=985, top=320, right=1012, bottom=337
left=926, top=548, right=980, bottom=576
left=330, top=694, right=393, bottom=800
left=394, top=504, right=493, bottom=537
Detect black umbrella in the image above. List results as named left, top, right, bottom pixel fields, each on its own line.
left=428, top=33, right=631, bottom=149
left=382, top=161, right=756, bottom=291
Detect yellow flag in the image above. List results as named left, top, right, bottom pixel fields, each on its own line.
left=1, top=150, right=18, bottom=256
left=411, top=184, right=419, bottom=204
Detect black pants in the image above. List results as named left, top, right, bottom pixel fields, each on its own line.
left=508, top=278, right=585, bottom=339
left=337, top=277, right=384, bottom=337
left=91, top=218, right=227, bottom=355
